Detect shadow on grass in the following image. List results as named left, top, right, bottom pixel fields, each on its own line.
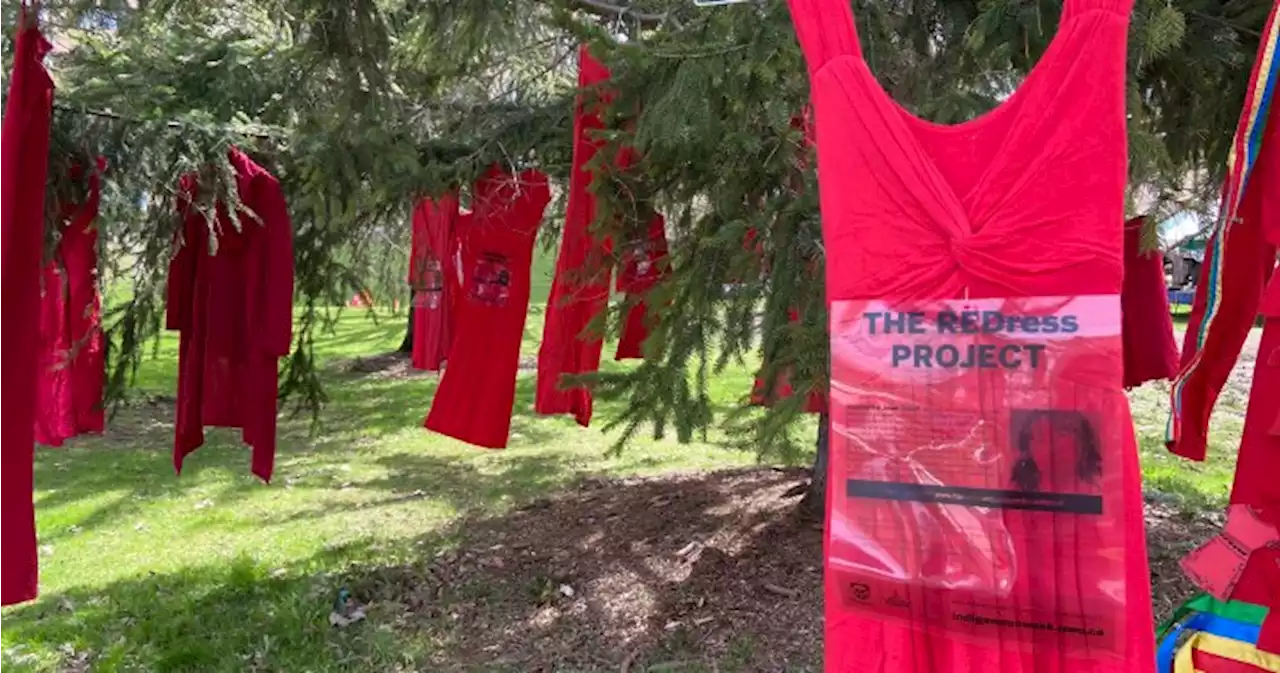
left=4, top=469, right=823, bottom=673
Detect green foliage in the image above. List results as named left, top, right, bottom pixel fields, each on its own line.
left=4, top=0, right=1268, bottom=454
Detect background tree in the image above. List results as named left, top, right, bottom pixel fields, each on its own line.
left=6, top=0, right=1269, bottom=512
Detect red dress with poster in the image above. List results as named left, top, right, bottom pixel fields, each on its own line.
left=410, top=194, right=458, bottom=371
left=37, top=161, right=107, bottom=446
left=167, top=148, right=295, bottom=483
left=536, top=46, right=615, bottom=425
left=615, top=213, right=670, bottom=360
left=1120, top=216, right=1179, bottom=388
left=790, top=0, right=1153, bottom=670
left=1, top=12, right=55, bottom=607
left=426, top=168, right=550, bottom=448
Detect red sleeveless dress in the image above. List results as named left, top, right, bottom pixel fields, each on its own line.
left=789, top=0, right=1154, bottom=671
left=425, top=168, right=550, bottom=448
left=409, top=194, right=459, bottom=372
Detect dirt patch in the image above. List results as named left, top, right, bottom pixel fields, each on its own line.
left=1145, top=499, right=1224, bottom=624
left=332, top=352, right=434, bottom=380
left=359, top=468, right=1216, bottom=672
left=332, top=352, right=537, bottom=380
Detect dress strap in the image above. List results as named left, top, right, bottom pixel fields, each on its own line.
left=786, top=0, right=862, bottom=76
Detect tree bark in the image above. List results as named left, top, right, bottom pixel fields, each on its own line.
left=397, top=301, right=415, bottom=354
left=799, top=411, right=829, bottom=521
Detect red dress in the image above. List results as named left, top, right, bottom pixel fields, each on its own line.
left=426, top=168, right=551, bottom=448
left=1, top=12, right=54, bottom=608
left=614, top=213, right=670, bottom=360
left=167, top=148, right=295, bottom=483
left=409, top=194, right=458, bottom=371
left=750, top=111, right=827, bottom=413
left=1120, top=216, right=1178, bottom=389
left=36, top=161, right=106, bottom=446
left=536, top=46, right=615, bottom=426
left=790, top=0, right=1153, bottom=670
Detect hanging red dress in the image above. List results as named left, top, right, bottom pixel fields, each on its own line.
left=536, top=45, right=616, bottom=426
left=167, top=148, right=295, bottom=483
left=409, top=194, right=458, bottom=371
left=426, top=168, right=551, bottom=448
left=36, top=160, right=107, bottom=446
left=615, top=213, right=670, bottom=360
left=791, top=0, right=1153, bottom=670
left=1120, top=216, right=1178, bottom=388
left=750, top=111, right=827, bottom=413
left=1167, top=2, right=1280, bottom=651
left=1, top=11, right=54, bottom=607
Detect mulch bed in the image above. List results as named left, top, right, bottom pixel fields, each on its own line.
left=333, top=352, right=537, bottom=380
left=359, top=467, right=1216, bottom=672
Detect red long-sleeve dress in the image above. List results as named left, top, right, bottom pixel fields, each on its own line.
left=536, top=46, right=616, bottom=426
left=426, top=168, right=551, bottom=448
left=791, top=0, right=1154, bottom=670
left=410, top=194, right=459, bottom=371
left=36, top=161, right=107, bottom=446
left=0, top=12, right=55, bottom=608
left=1167, top=2, right=1280, bottom=652
left=167, top=148, right=295, bottom=483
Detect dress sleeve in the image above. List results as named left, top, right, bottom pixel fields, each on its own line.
left=1167, top=108, right=1280, bottom=460
left=253, top=175, right=295, bottom=357
left=165, top=186, right=197, bottom=333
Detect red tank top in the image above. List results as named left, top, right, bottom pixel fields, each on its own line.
left=789, top=0, right=1154, bottom=671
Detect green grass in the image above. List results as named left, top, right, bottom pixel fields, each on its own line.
left=0, top=300, right=767, bottom=672
left=0, top=293, right=1247, bottom=671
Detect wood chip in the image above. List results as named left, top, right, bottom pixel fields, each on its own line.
left=763, top=582, right=799, bottom=598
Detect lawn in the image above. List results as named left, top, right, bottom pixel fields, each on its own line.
left=0, top=268, right=1251, bottom=671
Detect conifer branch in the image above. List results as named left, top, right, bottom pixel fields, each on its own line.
left=568, top=0, right=667, bottom=27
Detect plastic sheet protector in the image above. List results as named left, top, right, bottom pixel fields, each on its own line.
left=827, top=295, right=1129, bottom=658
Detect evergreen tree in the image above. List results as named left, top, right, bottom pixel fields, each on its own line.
left=5, top=0, right=1269, bottom=505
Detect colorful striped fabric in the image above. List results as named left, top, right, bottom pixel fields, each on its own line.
left=1159, top=595, right=1278, bottom=673
left=1174, top=632, right=1280, bottom=672
left=1168, top=1, right=1280, bottom=444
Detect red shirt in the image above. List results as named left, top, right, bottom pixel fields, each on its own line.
left=410, top=194, right=459, bottom=371
left=167, top=148, right=295, bottom=483
left=37, top=161, right=106, bottom=446
left=791, top=0, right=1153, bottom=669
left=536, top=45, right=615, bottom=426
left=426, top=168, right=551, bottom=448
left=1, top=16, right=54, bottom=607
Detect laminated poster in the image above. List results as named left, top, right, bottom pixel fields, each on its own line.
left=826, top=296, right=1129, bottom=659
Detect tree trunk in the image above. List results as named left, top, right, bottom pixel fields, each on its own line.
left=397, top=301, right=416, bottom=353
left=799, top=411, right=829, bottom=521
